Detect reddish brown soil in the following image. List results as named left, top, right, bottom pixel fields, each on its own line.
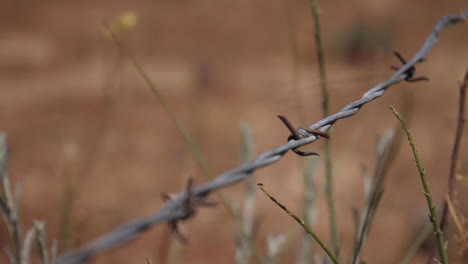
left=1, top=0, right=468, bottom=263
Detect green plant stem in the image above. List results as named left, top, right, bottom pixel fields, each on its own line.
left=390, top=106, right=448, bottom=264
left=105, top=25, right=264, bottom=264
left=257, top=183, right=339, bottom=264
left=284, top=3, right=318, bottom=262
left=309, top=0, right=329, bottom=115
left=283, top=0, right=304, bottom=123
left=324, top=134, right=338, bottom=254
left=309, top=0, right=340, bottom=257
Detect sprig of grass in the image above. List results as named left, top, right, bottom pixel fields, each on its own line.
left=390, top=106, right=448, bottom=264
left=308, top=0, right=340, bottom=258
left=1, top=133, right=55, bottom=264
left=235, top=122, right=259, bottom=264
left=257, top=183, right=339, bottom=264
left=297, top=157, right=319, bottom=264
left=284, top=3, right=321, bottom=263
left=350, top=129, right=394, bottom=264
left=0, top=133, right=22, bottom=263
left=283, top=0, right=304, bottom=123
left=308, top=0, right=329, bottom=115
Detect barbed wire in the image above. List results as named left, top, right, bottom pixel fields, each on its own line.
left=55, top=10, right=468, bottom=264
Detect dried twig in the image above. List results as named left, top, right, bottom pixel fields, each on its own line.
left=446, top=194, right=468, bottom=251
left=424, top=68, right=468, bottom=263
left=446, top=195, right=466, bottom=239
left=55, top=11, right=468, bottom=264
left=440, top=69, right=468, bottom=230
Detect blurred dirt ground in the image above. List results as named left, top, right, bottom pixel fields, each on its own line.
left=1, top=0, right=468, bottom=263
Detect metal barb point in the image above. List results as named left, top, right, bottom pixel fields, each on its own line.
left=277, top=115, right=327, bottom=157
left=391, top=50, right=429, bottom=82
left=161, top=178, right=217, bottom=243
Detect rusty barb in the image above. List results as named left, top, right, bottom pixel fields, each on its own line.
left=391, top=50, right=429, bottom=83
left=161, top=178, right=218, bottom=243
left=277, top=115, right=329, bottom=157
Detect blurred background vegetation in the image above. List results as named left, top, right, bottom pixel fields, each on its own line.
left=1, top=0, right=468, bottom=263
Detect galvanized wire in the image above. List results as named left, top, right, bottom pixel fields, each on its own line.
left=55, top=10, right=468, bottom=264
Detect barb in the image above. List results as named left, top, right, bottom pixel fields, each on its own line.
left=161, top=178, right=218, bottom=243
left=390, top=51, right=429, bottom=83
left=55, top=10, right=468, bottom=264
left=277, top=115, right=329, bottom=157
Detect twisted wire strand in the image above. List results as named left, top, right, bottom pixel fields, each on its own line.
left=55, top=10, right=468, bottom=264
